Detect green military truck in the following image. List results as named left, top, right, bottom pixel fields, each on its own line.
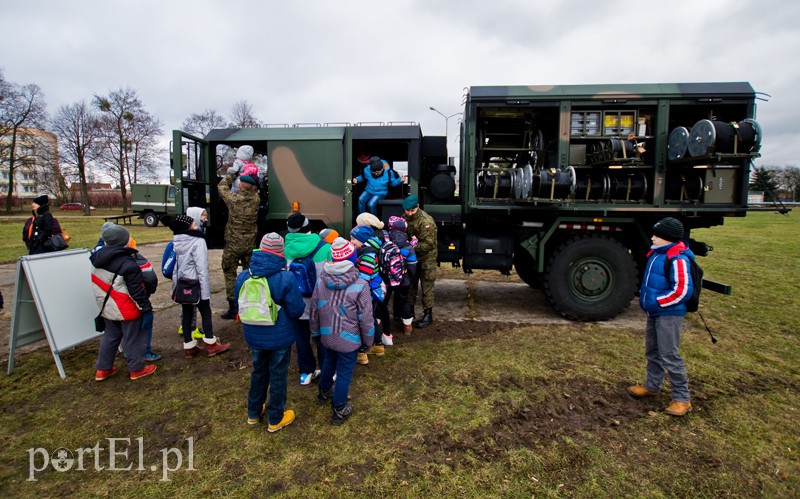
left=131, top=183, right=177, bottom=227
left=171, top=82, right=764, bottom=321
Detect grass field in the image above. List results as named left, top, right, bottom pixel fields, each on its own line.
left=0, top=212, right=798, bottom=497
left=0, top=210, right=173, bottom=263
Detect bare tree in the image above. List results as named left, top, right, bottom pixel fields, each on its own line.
left=127, top=112, right=164, bottom=185
left=0, top=75, right=48, bottom=212
left=230, top=100, right=260, bottom=128
left=779, top=164, right=800, bottom=201
left=51, top=101, right=103, bottom=214
left=94, top=88, right=162, bottom=211
left=181, top=109, right=226, bottom=137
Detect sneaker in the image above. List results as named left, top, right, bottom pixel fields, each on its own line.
left=665, top=400, right=693, bottom=416
left=331, top=403, right=353, bottom=426
left=382, top=333, right=394, bottom=346
left=627, top=385, right=660, bottom=398
left=267, top=409, right=296, bottom=433
left=144, top=353, right=161, bottom=362
left=300, top=373, right=313, bottom=385
left=357, top=352, right=369, bottom=365
left=95, top=367, right=118, bottom=381
left=369, top=345, right=385, bottom=356
left=191, top=328, right=204, bottom=340
left=205, top=337, right=231, bottom=357
left=177, top=326, right=182, bottom=336
left=130, top=364, right=157, bottom=380
left=247, top=404, right=266, bottom=425
left=332, top=373, right=337, bottom=383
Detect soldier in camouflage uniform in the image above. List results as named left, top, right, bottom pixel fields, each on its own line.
left=218, top=173, right=260, bottom=319
left=403, top=195, right=437, bottom=328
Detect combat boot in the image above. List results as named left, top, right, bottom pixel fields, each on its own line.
left=220, top=299, right=238, bottom=320
left=416, top=308, right=433, bottom=329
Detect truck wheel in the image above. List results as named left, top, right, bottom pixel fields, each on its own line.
left=143, top=212, right=159, bottom=227
left=513, top=246, right=541, bottom=288
left=544, top=234, right=636, bottom=321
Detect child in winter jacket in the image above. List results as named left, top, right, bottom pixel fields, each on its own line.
left=352, top=156, right=403, bottom=215
left=128, top=237, right=161, bottom=362
left=628, top=217, right=695, bottom=417
left=170, top=214, right=231, bottom=358
left=90, top=223, right=157, bottom=381
left=234, top=233, right=305, bottom=432
left=350, top=225, right=387, bottom=363
left=227, top=145, right=262, bottom=192
left=310, top=238, right=374, bottom=425
left=284, top=213, right=333, bottom=385
left=386, top=216, right=418, bottom=335
left=175, top=207, right=209, bottom=341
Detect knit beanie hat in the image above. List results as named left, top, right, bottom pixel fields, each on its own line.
left=350, top=225, right=374, bottom=243
left=402, top=195, right=419, bottom=211
left=33, top=195, right=49, bottom=206
left=171, top=214, right=194, bottom=234
left=369, top=156, right=383, bottom=172
left=319, top=228, right=339, bottom=245
left=388, top=215, right=407, bottom=232
left=260, top=232, right=284, bottom=257
left=101, top=223, right=130, bottom=247
left=287, top=212, right=310, bottom=233
left=330, top=237, right=356, bottom=263
left=356, top=212, right=385, bottom=230
left=652, top=217, right=684, bottom=242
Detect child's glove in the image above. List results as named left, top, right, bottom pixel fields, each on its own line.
left=410, top=236, right=419, bottom=248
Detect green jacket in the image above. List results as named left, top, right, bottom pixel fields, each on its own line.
left=405, top=208, right=438, bottom=258
left=285, top=232, right=333, bottom=262
left=218, top=174, right=259, bottom=245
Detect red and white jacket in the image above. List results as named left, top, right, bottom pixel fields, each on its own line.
left=90, top=245, right=152, bottom=321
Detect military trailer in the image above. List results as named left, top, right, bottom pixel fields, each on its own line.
left=131, top=183, right=177, bottom=227
left=171, top=82, right=762, bottom=321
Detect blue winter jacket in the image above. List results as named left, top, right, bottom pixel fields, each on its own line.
left=639, top=241, right=695, bottom=317
left=234, top=250, right=305, bottom=350
left=355, top=162, right=402, bottom=197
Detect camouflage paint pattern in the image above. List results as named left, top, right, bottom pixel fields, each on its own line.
left=218, top=173, right=260, bottom=299
left=405, top=207, right=438, bottom=310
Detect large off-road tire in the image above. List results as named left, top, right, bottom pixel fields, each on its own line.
left=543, top=234, right=636, bottom=321
left=143, top=212, right=159, bottom=227
left=513, top=246, right=541, bottom=288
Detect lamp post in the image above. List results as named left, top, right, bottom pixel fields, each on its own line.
left=429, top=106, right=461, bottom=154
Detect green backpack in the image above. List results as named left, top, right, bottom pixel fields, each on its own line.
left=237, top=271, right=280, bottom=326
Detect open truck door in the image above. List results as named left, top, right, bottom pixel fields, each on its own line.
left=170, top=131, right=227, bottom=248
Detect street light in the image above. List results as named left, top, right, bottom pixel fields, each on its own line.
left=429, top=106, right=461, bottom=153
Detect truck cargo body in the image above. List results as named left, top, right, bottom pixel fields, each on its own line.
left=171, top=82, right=760, bottom=320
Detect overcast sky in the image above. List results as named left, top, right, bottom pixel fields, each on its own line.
left=3, top=0, right=799, bottom=171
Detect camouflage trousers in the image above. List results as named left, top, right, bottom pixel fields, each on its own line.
left=222, top=244, right=253, bottom=301
left=410, top=253, right=437, bottom=311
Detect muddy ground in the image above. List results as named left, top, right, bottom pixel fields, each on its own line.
left=0, top=242, right=645, bottom=366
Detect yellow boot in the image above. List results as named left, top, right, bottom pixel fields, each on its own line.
left=357, top=352, right=369, bottom=365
